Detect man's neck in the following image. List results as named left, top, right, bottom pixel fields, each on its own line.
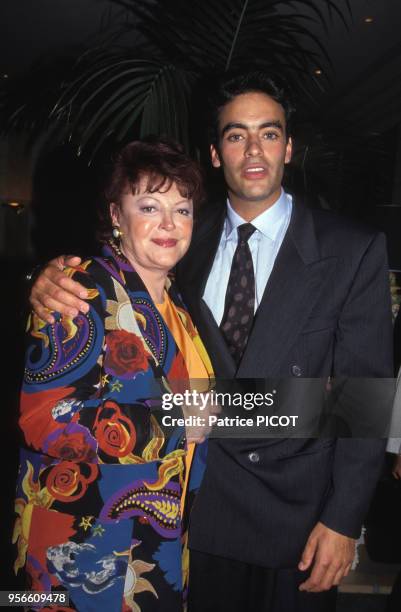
left=228, top=189, right=283, bottom=222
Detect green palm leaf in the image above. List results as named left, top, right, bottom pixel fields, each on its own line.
left=1, top=0, right=351, bottom=158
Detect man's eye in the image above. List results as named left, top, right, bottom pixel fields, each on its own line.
left=264, top=132, right=279, bottom=140
left=140, top=206, right=156, bottom=213
left=227, top=134, right=243, bottom=142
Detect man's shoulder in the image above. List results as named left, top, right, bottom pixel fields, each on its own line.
left=307, top=207, right=384, bottom=254
left=310, top=207, right=376, bottom=236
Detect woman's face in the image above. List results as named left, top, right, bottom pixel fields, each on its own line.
left=110, top=179, right=193, bottom=276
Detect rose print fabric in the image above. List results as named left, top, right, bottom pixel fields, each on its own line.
left=13, top=243, right=213, bottom=612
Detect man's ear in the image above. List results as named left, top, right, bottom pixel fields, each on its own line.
left=210, top=144, right=221, bottom=168
left=109, top=202, right=120, bottom=226
left=285, top=137, right=293, bottom=165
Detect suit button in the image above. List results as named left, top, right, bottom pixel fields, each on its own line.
left=291, top=365, right=302, bottom=377
left=248, top=451, right=260, bottom=463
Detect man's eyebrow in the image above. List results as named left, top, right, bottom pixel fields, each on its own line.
left=220, top=120, right=284, bottom=137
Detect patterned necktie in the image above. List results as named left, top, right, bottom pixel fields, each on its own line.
left=220, top=223, right=256, bottom=365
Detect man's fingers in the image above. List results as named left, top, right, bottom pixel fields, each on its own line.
left=299, top=523, right=355, bottom=592
left=392, top=456, right=401, bottom=479
left=56, top=274, right=89, bottom=301
left=332, top=565, right=348, bottom=586
left=315, top=562, right=342, bottom=592
left=299, top=558, right=328, bottom=591
left=300, top=558, right=351, bottom=592
left=298, top=537, right=317, bottom=571
left=36, top=294, right=79, bottom=319
left=32, top=273, right=89, bottom=316
left=316, top=560, right=350, bottom=591
left=52, top=256, right=68, bottom=271
left=30, top=298, right=55, bottom=324
left=343, top=563, right=352, bottom=577
left=51, top=254, right=82, bottom=270
left=31, top=273, right=87, bottom=318
left=35, top=258, right=88, bottom=301
left=64, top=255, right=83, bottom=267
left=392, top=467, right=401, bottom=479
left=42, top=282, right=84, bottom=313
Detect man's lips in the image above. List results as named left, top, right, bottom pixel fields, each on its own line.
left=242, top=165, right=267, bottom=179
left=152, top=238, right=178, bottom=248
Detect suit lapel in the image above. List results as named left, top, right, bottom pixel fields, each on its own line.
left=237, top=201, right=336, bottom=377
left=177, top=201, right=237, bottom=377
left=182, top=202, right=226, bottom=299
left=179, top=197, right=336, bottom=379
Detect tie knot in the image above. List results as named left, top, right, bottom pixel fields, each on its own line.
left=238, top=223, right=256, bottom=244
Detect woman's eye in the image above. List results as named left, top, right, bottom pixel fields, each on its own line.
left=140, top=206, right=156, bottom=213
left=177, top=208, right=191, bottom=216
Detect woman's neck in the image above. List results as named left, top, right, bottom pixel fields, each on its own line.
left=120, top=245, right=167, bottom=304
left=144, top=273, right=166, bottom=304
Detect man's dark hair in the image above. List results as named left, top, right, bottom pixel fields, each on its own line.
left=208, top=70, right=295, bottom=145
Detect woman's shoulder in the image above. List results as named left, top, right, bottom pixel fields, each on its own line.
left=64, top=256, right=121, bottom=291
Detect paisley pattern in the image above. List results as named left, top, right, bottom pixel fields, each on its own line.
left=25, top=308, right=103, bottom=388
left=100, top=480, right=181, bottom=538
left=133, top=298, right=168, bottom=365
left=14, top=243, right=213, bottom=612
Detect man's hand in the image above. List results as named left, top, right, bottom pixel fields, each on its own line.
left=183, top=392, right=221, bottom=444
left=30, top=255, right=89, bottom=324
left=298, top=522, right=355, bottom=592
left=392, top=454, right=401, bottom=479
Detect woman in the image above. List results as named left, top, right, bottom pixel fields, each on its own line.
left=13, top=139, right=213, bottom=611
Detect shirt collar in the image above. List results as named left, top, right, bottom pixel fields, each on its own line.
left=225, top=189, right=291, bottom=241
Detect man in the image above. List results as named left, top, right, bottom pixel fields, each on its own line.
left=30, top=71, right=393, bottom=611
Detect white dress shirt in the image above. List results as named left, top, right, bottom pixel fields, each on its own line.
left=203, top=189, right=293, bottom=325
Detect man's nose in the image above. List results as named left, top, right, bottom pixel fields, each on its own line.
left=245, top=135, right=262, bottom=157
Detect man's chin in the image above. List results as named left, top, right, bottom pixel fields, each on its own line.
left=238, top=189, right=280, bottom=205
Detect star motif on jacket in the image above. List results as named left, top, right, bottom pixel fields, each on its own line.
left=101, top=374, right=110, bottom=386
left=79, top=516, right=94, bottom=531
left=110, top=380, right=123, bottom=392
left=92, top=524, right=105, bottom=537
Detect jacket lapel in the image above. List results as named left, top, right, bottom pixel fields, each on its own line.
left=237, top=201, right=336, bottom=377
left=179, top=198, right=336, bottom=379
left=177, top=201, right=237, bottom=377
left=181, top=201, right=226, bottom=298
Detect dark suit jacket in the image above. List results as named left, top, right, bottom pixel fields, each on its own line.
left=176, top=197, right=394, bottom=569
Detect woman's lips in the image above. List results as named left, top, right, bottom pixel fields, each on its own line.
left=152, top=238, right=178, bottom=247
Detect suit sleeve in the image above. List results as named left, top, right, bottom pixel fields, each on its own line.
left=319, top=232, right=394, bottom=537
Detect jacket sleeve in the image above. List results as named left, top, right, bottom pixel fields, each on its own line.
left=319, top=232, right=394, bottom=538
left=19, top=262, right=107, bottom=455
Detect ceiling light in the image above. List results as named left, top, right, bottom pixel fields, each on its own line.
left=314, top=69, right=322, bottom=76
left=364, top=17, right=374, bottom=23
left=2, top=201, right=25, bottom=212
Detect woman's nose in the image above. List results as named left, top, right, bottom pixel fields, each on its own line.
left=160, top=211, right=175, bottom=230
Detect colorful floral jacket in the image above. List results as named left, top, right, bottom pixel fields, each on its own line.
left=13, top=243, right=212, bottom=612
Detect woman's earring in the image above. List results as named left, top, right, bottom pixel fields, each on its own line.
left=112, top=226, right=123, bottom=240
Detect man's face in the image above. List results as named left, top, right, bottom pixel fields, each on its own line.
left=210, top=92, right=292, bottom=212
